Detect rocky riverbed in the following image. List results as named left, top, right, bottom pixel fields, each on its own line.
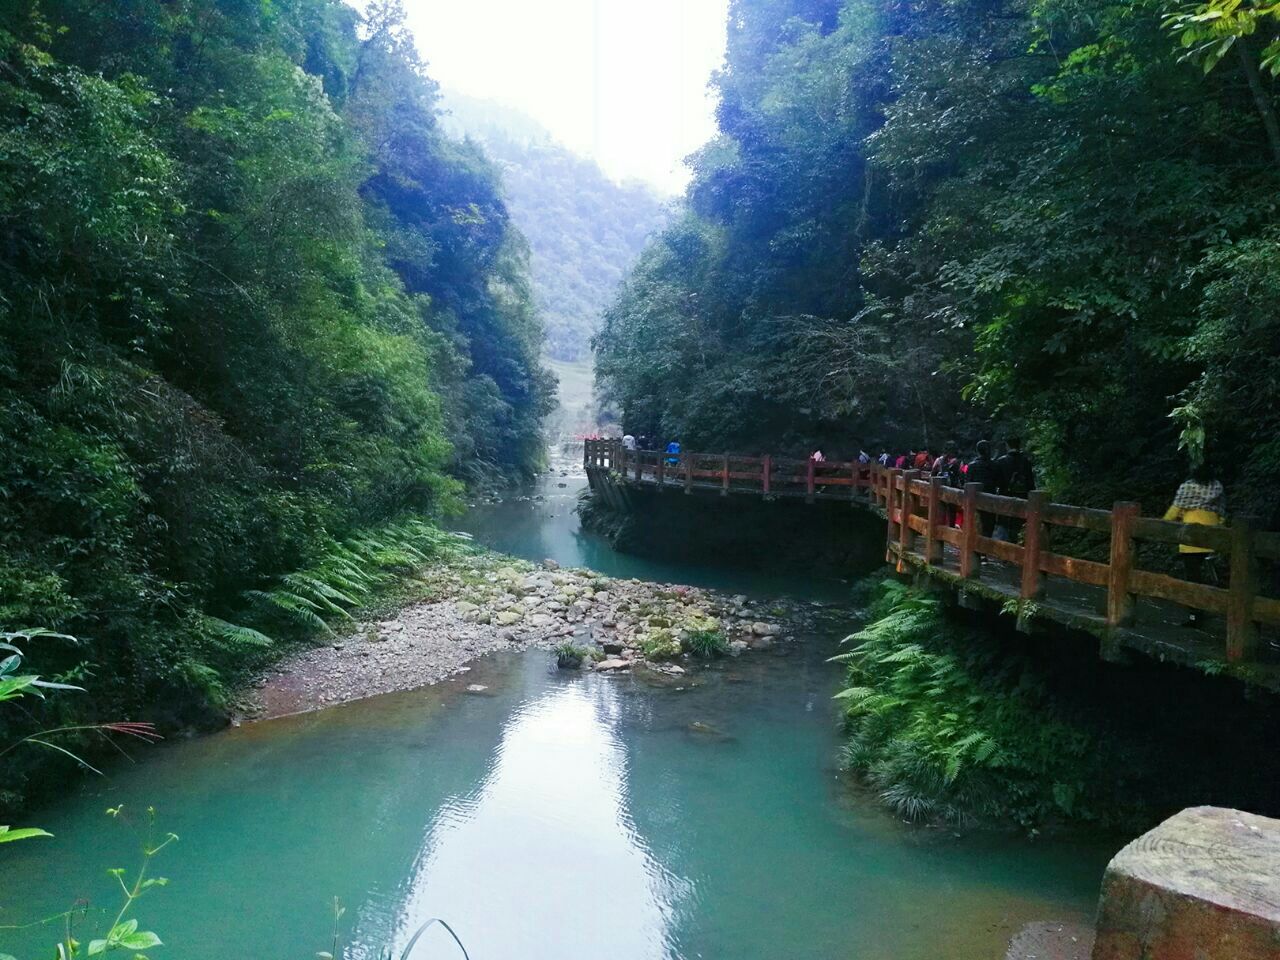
left=241, top=551, right=832, bottom=721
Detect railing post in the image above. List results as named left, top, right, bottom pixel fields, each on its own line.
left=960, top=483, right=983, bottom=579
left=885, top=469, right=902, bottom=562
left=722, top=453, right=730, bottom=496
left=1020, top=490, right=1048, bottom=600
left=1227, top=516, right=1259, bottom=663
left=655, top=449, right=664, bottom=485
left=898, top=470, right=921, bottom=570
left=851, top=461, right=859, bottom=502
left=806, top=457, right=816, bottom=503
left=762, top=455, right=771, bottom=495
left=1106, top=501, right=1140, bottom=628
left=683, top=452, right=692, bottom=494
left=925, top=477, right=943, bottom=565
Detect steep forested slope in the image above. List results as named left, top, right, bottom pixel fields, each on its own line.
left=443, top=92, right=670, bottom=361
left=595, top=0, right=1280, bottom=516
left=0, top=0, right=550, bottom=801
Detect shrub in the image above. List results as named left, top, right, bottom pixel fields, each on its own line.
left=554, top=643, right=587, bottom=669
left=640, top=629, right=682, bottom=661
left=682, top=615, right=727, bottom=658
left=833, top=582, right=1117, bottom=829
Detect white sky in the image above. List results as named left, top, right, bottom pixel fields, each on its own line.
left=398, top=0, right=730, bottom=194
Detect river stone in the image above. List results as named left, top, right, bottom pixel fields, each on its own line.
left=494, top=611, right=522, bottom=626
left=751, top=622, right=780, bottom=636
left=454, top=601, right=480, bottom=617
left=542, top=558, right=560, bottom=570
left=1004, top=921, right=1093, bottom=960
left=528, top=613, right=555, bottom=628
left=593, top=591, right=611, bottom=604
left=1092, top=805, right=1280, bottom=960
left=728, top=640, right=749, bottom=656
left=594, top=658, right=630, bottom=671
left=601, top=639, right=625, bottom=655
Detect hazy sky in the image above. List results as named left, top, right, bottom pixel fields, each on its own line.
left=399, top=0, right=730, bottom=194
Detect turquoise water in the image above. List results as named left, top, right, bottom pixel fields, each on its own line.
left=1, top=471, right=1116, bottom=959
left=451, top=474, right=853, bottom=602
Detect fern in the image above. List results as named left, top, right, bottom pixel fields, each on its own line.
left=200, top=616, right=274, bottom=649
left=833, top=581, right=1117, bottom=828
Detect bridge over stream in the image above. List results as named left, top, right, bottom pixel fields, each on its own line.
left=583, top=439, right=1280, bottom=691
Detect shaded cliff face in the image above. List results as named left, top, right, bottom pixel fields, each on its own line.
left=578, top=481, right=887, bottom=578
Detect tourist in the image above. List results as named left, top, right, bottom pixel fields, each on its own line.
left=965, top=441, right=1000, bottom=538
left=877, top=450, right=891, bottom=467
left=994, top=436, right=1036, bottom=540
left=932, top=443, right=963, bottom=526
left=858, top=450, right=871, bottom=465
left=810, top=449, right=826, bottom=462
left=665, top=439, right=682, bottom=466
left=622, top=432, right=636, bottom=451
left=996, top=437, right=1035, bottom=498
left=1163, top=463, right=1226, bottom=629
left=913, top=448, right=931, bottom=471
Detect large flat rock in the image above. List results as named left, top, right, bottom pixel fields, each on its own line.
left=1092, top=805, right=1280, bottom=959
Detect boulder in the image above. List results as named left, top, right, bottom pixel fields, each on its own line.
left=751, top=622, right=780, bottom=637
left=594, top=658, right=630, bottom=671
left=494, top=611, right=522, bottom=626
left=1092, top=806, right=1280, bottom=960
left=728, top=640, right=749, bottom=656
left=542, top=558, right=560, bottom=570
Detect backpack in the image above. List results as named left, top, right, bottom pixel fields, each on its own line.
left=936, top=457, right=962, bottom=488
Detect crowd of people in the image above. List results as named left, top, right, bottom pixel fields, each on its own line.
left=609, top=430, right=1237, bottom=632
left=865, top=438, right=1036, bottom=541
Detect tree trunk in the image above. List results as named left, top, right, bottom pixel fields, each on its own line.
left=1236, top=42, right=1280, bottom=167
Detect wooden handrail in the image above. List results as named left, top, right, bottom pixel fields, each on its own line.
left=584, top=444, right=1279, bottom=662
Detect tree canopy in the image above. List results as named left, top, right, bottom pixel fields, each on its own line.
left=0, top=0, right=551, bottom=797
left=595, top=0, right=1280, bottom=517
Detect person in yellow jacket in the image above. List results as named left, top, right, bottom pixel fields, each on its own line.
left=1163, top=464, right=1225, bottom=628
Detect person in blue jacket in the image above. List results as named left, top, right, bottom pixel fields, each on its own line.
left=665, top=440, right=681, bottom=466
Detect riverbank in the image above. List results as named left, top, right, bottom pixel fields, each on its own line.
left=239, top=549, right=831, bottom=722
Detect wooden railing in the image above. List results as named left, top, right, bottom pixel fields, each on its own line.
left=583, top=439, right=1280, bottom=664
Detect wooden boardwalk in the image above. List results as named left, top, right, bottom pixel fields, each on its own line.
left=584, top=440, right=1280, bottom=689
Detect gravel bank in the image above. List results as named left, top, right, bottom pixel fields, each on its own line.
left=240, top=552, right=829, bottom=722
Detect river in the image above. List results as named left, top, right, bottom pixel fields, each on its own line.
left=0, top=469, right=1115, bottom=960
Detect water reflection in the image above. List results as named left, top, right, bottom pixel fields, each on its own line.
left=376, top=677, right=682, bottom=960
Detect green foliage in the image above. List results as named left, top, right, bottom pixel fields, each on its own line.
left=681, top=616, right=728, bottom=658
left=1163, top=0, right=1280, bottom=74
left=833, top=582, right=1116, bottom=828
left=3, top=806, right=178, bottom=960
left=640, top=630, right=683, bottom=661
left=0, top=0, right=549, bottom=810
left=554, top=643, right=588, bottom=669
left=595, top=0, right=1280, bottom=515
